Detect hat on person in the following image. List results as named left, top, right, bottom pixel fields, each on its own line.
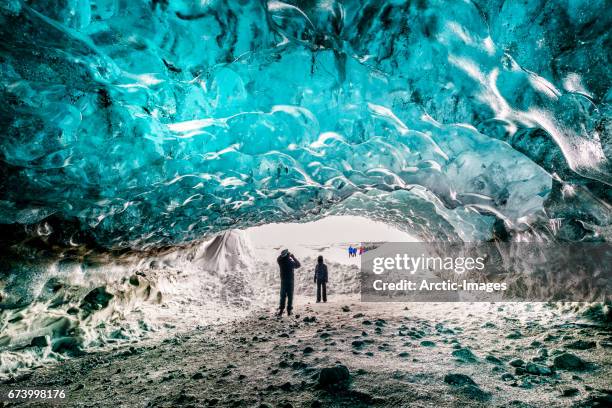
left=280, top=249, right=289, bottom=257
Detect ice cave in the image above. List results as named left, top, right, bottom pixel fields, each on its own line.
left=0, top=0, right=610, bottom=406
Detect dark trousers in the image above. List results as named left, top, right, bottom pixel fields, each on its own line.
left=316, top=281, right=327, bottom=302
left=279, top=279, right=294, bottom=312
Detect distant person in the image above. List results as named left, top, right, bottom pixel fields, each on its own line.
left=314, top=255, right=328, bottom=303
left=276, top=249, right=301, bottom=316
left=348, top=246, right=353, bottom=258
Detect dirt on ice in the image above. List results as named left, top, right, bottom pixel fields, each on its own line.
left=1, top=295, right=611, bottom=408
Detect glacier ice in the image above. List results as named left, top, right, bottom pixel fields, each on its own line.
left=0, top=0, right=610, bottom=251
left=1, top=0, right=611, bottom=380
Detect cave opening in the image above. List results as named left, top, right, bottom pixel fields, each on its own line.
left=245, top=215, right=419, bottom=263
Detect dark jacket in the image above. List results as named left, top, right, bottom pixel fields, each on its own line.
left=277, top=254, right=301, bottom=281
left=314, top=263, right=328, bottom=283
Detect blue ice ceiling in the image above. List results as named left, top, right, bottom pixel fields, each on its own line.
left=0, top=0, right=610, bottom=250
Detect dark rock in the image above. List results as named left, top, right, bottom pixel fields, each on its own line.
left=561, top=388, right=579, bottom=397
left=352, top=313, right=364, bottom=318
left=66, top=307, right=79, bottom=315
left=524, top=363, right=552, bottom=376
left=509, top=358, right=525, bottom=367
left=318, top=365, right=350, bottom=390
left=565, top=340, right=596, bottom=350
left=398, top=352, right=409, bottom=358
left=435, top=323, right=454, bottom=334
left=451, top=348, right=477, bottom=363
left=110, top=329, right=129, bottom=340
left=444, top=373, right=477, bottom=386
left=460, top=384, right=491, bottom=401
left=581, top=303, right=612, bottom=324
left=175, top=390, right=196, bottom=404
left=292, top=361, right=307, bottom=370
left=377, top=343, right=391, bottom=351
left=192, top=372, right=204, bottom=380
left=79, top=287, right=113, bottom=318
left=341, top=306, right=350, bottom=312
left=553, top=353, right=589, bottom=371
left=351, top=340, right=365, bottom=349
left=8, top=315, right=23, bottom=323
left=506, top=331, right=523, bottom=339
left=303, top=346, right=314, bottom=354
left=501, top=373, right=515, bottom=381
left=582, top=391, right=612, bottom=406
left=506, top=401, right=537, bottom=407
left=279, top=382, right=292, bottom=391
left=485, top=355, right=503, bottom=365
left=420, top=340, right=436, bottom=347
left=128, top=275, right=140, bottom=286
left=348, top=390, right=377, bottom=404
left=51, top=337, right=84, bottom=356
left=29, top=335, right=50, bottom=348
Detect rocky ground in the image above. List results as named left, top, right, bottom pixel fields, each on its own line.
left=1, top=296, right=610, bottom=408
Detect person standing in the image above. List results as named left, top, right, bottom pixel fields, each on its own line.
left=314, top=255, right=328, bottom=303
left=277, top=249, right=301, bottom=316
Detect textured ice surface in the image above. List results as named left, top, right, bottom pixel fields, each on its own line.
left=1, top=0, right=610, bottom=380
left=0, top=230, right=261, bottom=376
left=1, top=0, right=610, bottom=250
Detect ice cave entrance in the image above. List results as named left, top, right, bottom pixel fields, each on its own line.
left=244, top=216, right=418, bottom=266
